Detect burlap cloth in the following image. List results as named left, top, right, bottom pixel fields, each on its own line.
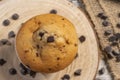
left=69, top=0, right=120, bottom=80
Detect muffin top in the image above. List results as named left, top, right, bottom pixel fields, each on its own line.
left=16, top=14, right=78, bottom=73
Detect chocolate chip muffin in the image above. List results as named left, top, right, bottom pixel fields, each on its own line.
left=16, top=14, right=78, bottom=73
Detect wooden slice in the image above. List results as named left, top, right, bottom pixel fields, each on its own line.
left=0, top=0, right=99, bottom=80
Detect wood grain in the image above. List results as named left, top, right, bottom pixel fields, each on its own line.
left=0, top=0, right=99, bottom=80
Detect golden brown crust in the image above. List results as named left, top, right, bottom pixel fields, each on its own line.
left=16, top=14, right=78, bottom=73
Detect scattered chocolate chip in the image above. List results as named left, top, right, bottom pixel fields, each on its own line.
left=112, top=50, right=119, bottom=56
left=29, top=70, right=36, bottom=78
left=115, top=33, right=120, bottom=39
left=20, top=68, right=28, bottom=75
left=0, top=39, right=8, bottom=45
left=2, top=19, right=10, bottom=26
left=50, top=9, right=57, bottom=14
left=107, top=53, right=113, bottom=59
left=101, top=15, right=108, bottom=20
left=110, top=42, right=118, bottom=46
left=102, top=21, right=109, bottom=27
left=104, top=30, right=112, bottom=36
left=116, top=54, right=120, bottom=62
left=108, top=35, right=117, bottom=42
left=20, top=63, right=27, bottom=70
left=97, top=13, right=104, bottom=18
left=19, top=63, right=30, bottom=75
left=104, top=46, right=112, bottom=53
left=9, top=68, right=17, bottom=75
left=8, top=31, right=15, bottom=38
left=79, top=36, right=86, bottom=43
left=104, top=46, right=113, bottom=59
left=47, top=36, right=54, bottom=43
left=97, top=13, right=108, bottom=20
left=75, top=53, right=78, bottom=59
left=39, top=32, right=44, bottom=38
left=116, top=23, right=120, bottom=28
left=0, top=59, right=6, bottom=66
left=61, top=74, right=70, bottom=80
left=74, top=69, right=81, bottom=76
left=11, top=13, right=19, bottom=20
left=98, top=68, right=105, bottom=75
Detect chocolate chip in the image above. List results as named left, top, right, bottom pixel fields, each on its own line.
left=0, top=39, right=8, bottom=45
left=110, top=42, right=118, bottom=46
left=74, top=69, right=81, bottom=76
left=61, top=74, right=70, bottom=80
left=8, top=31, right=15, bottom=38
left=116, top=54, right=120, bottom=62
left=50, top=9, right=57, bottom=14
left=0, top=59, right=6, bottom=66
left=39, top=32, right=44, bottom=38
left=97, top=13, right=104, bottom=18
left=104, top=30, right=112, bottom=36
left=62, top=18, right=65, bottom=20
left=36, top=53, right=39, bottom=57
left=107, top=53, right=113, bottom=59
left=116, top=23, right=120, bottom=28
left=98, top=68, right=105, bottom=75
left=66, top=40, right=70, bottom=44
left=47, top=36, right=55, bottom=43
left=102, top=21, right=109, bottom=27
left=57, top=57, right=60, bottom=60
left=115, top=33, right=120, bottom=39
left=29, top=70, right=36, bottom=78
left=19, top=63, right=30, bottom=75
left=38, top=22, right=41, bottom=25
left=108, top=35, right=117, bottom=42
left=112, top=50, right=119, bottom=56
left=2, top=19, right=10, bottom=26
left=97, top=13, right=107, bottom=20
left=104, top=46, right=112, bottom=53
left=79, top=36, right=86, bottom=43
left=20, top=68, right=28, bottom=75
left=74, top=43, right=78, bottom=47
left=101, top=15, right=108, bottom=20
left=9, top=68, right=17, bottom=75
left=11, top=13, right=19, bottom=20
left=24, top=50, right=29, bottom=53
left=20, top=63, right=27, bottom=70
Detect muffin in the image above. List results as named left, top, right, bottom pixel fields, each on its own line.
left=16, top=14, right=78, bottom=73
